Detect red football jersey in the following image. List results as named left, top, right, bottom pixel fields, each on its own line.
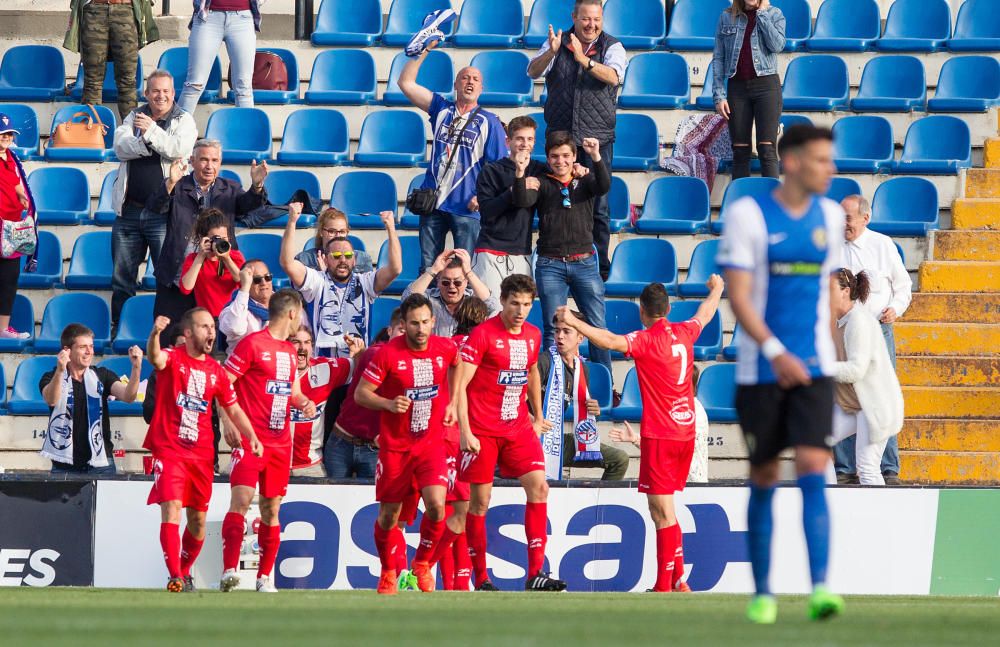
left=143, top=348, right=238, bottom=462
left=460, top=314, right=540, bottom=438
left=362, top=335, right=458, bottom=451
left=625, top=318, right=703, bottom=441
left=225, top=329, right=298, bottom=448
left=290, top=357, right=353, bottom=469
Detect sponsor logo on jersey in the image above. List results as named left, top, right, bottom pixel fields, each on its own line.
left=266, top=380, right=293, bottom=396
left=261, top=351, right=272, bottom=362
left=495, top=339, right=504, bottom=349
left=176, top=393, right=208, bottom=414
left=405, top=385, right=440, bottom=401
left=669, top=399, right=695, bottom=425
left=397, top=360, right=407, bottom=371
left=497, top=369, right=528, bottom=386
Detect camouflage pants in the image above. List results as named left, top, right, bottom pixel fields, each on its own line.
left=80, top=3, right=139, bottom=119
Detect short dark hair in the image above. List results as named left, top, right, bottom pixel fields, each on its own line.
left=180, top=307, right=212, bottom=334
left=545, top=130, right=577, bottom=156
left=454, top=296, right=490, bottom=336
left=506, top=115, right=537, bottom=138
left=389, top=307, right=403, bottom=328
left=60, top=323, right=94, bottom=349
left=268, top=288, right=303, bottom=320
left=374, top=327, right=390, bottom=343
left=240, top=258, right=265, bottom=271
left=165, top=323, right=186, bottom=347
left=574, top=0, right=602, bottom=12
left=552, top=309, right=587, bottom=326
left=639, top=283, right=670, bottom=318
left=399, top=293, right=433, bottom=320
left=778, top=124, right=834, bottom=157
left=691, top=364, right=700, bottom=386
left=324, top=236, right=354, bottom=254
left=443, top=255, right=464, bottom=271
left=500, top=273, right=537, bottom=300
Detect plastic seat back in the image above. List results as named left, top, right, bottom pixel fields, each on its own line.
left=264, top=170, right=322, bottom=205
left=826, top=177, right=863, bottom=203
left=65, top=231, right=113, bottom=289
left=929, top=56, right=1000, bottom=110
left=613, top=114, right=658, bottom=170
left=715, top=177, right=780, bottom=233
left=8, top=356, right=57, bottom=415
left=696, top=363, right=738, bottom=422
left=668, top=300, right=723, bottom=360
left=236, top=233, right=288, bottom=287
left=639, top=176, right=710, bottom=231
left=370, top=297, right=402, bottom=337
left=205, top=108, right=271, bottom=163
left=384, top=50, right=454, bottom=105
left=808, top=0, right=881, bottom=49
left=879, top=0, right=951, bottom=50
left=0, top=295, right=34, bottom=352
left=305, top=49, right=377, bottom=105
left=157, top=47, right=222, bottom=102
left=377, top=236, right=422, bottom=294
left=37, top=294, right=111, bottom=354
left=665, top=0, right=732, bottom=51
left=894, top=115, right=972, bottom=172
left=782, top=55, right=850, bottom=109
left=603, top=0, right=666, bottom=49
left=312, top=0, right=382, bottom=45
left=19, top=230, right=62, bottom=288
left=277, top=108, right=350, bottom=165
left=605, top=239, right=679, bottom=297
left=679, top=239, right=722, bottom=297
left=619, top=52, right=690, bottom=108
left=525, top=0, right=576, bottom=47
left=384, top=0, right=456, bottom=45
left=470, top=51, right=534, bottom=106
left=951, top=0, right=1000, bottom=48
left=852, top=55, right=927, bottom=110
left=355, top=111, right=427, bottom=166
left=331, top=172, right=399, bottom=228
left=832, top=116, right=894, bottom=172
left=453, top=0, right=524, bottom=47
left=0, top=45, right=65, bottom=100
left=27, top=167, right=91, bottom=224
left=610, top=368, right=642, bottom=421
left=0, top=104, right=39, bottom=158
left=111, top=295, right=156, bottom=353
left=870, top=177, right=940, bottom=234
left=772, top=0, right=812, bottom=50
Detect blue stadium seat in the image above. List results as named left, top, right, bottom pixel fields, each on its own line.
left=870, top=177, right=939, bottom=235
left=895, top=241, right=906, bottom=266
left=527, top=111, right=548, bottom=162
left=398, top=175, right=425, bottom=230
left=311, top=0, right=382, bottom=46
left=36, top=294, right=111, bottom=354
left=772, top=0, right=812, bottom=51
left=69, top=56, right=144, bottom=102
left=826, top=176, right=863, bottom=203
left=877, top=0, right=951, bottom=52
left=613, top=114, right=658, bottom=171
left=564, top=361, right=613, bottom=417
left=219, top=169, right=243, bottom=185
left=891, top=116, right=972, bottom=174
left=259, top=170, right=320, bottom=229
left=780, top=114, right=814, bottom=132
left=949, top=0, right=1000, bottom=52
left=668, top=300, right=723, bottom=361
left=664, top=0, right=731, bottom=51
left=0, top=295, right=34, bottom=352
left=45, top=104, right=117, bottom=162
left=679, top=239, right=722, bottom=298
left=0, top=365, right=5, bottom=412
left=713, top=177, right=781, bottom=234
left=619, top=53, right=689, bottom=109
left=697, top=363, right=738, bottom=422
left=610, top=367, right=641, bottom=421
left=383, top=0, right=456, bottom=46
left=276, top=108, right=349, bottom=166
left=370, top=297, right=402, bottom=338
left=94, top=170, right=118, bottom=225
left=378, top=236, right=422, bottom=294
left=928, top=56, right=1000, bottom=112
left=354, top=111, right=427, bottom=167
left=452, top=0, right=524, bottom=47
left=722, top=323, right=742, bottom=360
left=850, top=55, right=927, bottom=112
left=304, top=50, right=376, bottom=105
left=330, top=171, right=399, bottom=229
left=384, top=50, right=453, bottom=106
left=603, top=0, right=666, bottom=49
left=806, top=0, right=881, bottom=52
left=27, top=167, right=90, bottom=225
left=470, top=51, right=534, bottom=107
left=0, top=104, right=40, bottom=159
left=228, top=49, right=299, bottom=104
left=96, top=356, right=154, bottom=416
left=524, top=0, right=575, bottom=48
left=608, top=176, right=632, bottom=233
left=205, top=108, right=271, bottom=164
left=0, top=45, right=65, bottom=101
left=605, top=238, right=679, bottom=298
left=141, top=257, right=156, bottom=291
left=7, top=356, right=57, bottom=415
left=157, top=47, right=221, bottom=103
left=635, top=176, right=710, bottom=234
left=65, top=231, right=112, bottom=290
left=236, top=233, right=289, bottom=288
left=832, top=116, right=894, bottom=173
left=691, top=62, right=719, bottom=110
left=782, top=55, right=850, bottom=110
left=19, top=230, right=61, bottom=289
left=605, top=301, right=642, bottom=359
left=111, top=295, right=156, bottom=354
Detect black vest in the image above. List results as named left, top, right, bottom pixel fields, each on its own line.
left=543, top=29, right=620, bottom=145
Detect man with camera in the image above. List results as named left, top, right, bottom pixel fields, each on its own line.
left=402, top=248, right=500, bottom=338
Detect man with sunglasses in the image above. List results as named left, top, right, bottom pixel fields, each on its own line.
left=295, top=208, right=374, bottom=274
left=402, top=248, right=500, bottom=337
left=218, top=258, right=276, bottom=354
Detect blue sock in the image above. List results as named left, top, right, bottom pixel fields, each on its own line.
left=798, top=472, right=830, bottom=586
left=747, top=484, right=775, bottom=596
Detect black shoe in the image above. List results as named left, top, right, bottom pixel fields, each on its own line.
left=883, top=472, right=902, bottom=486
left=476, top=579, right=500, bottom=591
left=836, top=473, right=859, bottom=485
left=525, top=572, right=567, bottom=591
left=183, top=575, right=195, bottom=592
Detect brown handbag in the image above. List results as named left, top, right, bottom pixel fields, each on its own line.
left=228, top=52, right=289, bottom=92
left=49, top=104, right=107, bottom=149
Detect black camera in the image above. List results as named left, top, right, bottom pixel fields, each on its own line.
left=210, top=236, right=231, bottom=254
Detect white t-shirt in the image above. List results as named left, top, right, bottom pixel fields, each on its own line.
left=297, top=267, right=379, bottom=358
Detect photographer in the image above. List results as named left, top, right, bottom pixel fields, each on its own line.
left=179, top=208, right=245, bottom=318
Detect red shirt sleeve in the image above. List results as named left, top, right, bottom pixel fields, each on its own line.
left=460, top=325, right=487, bottom=366
left=179, top=253, right=197, bottom=295
left=677, top=320, right=704, bottom=346
left=328, top=357, right=354, bottom=388
left=214, top=364, right=239, bottom=408
left=224, top=335, right=254, bottom=378
left=361, top=345, right=390, bottom=387
left=625, top=329, right=648, bottom=360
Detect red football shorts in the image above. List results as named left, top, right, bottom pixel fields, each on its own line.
left=458, top=426, right=545, bottom=484
left=399, top=486, right=421, bottom=525
left=637, top=437, right=695, bottom=495
left=147, top=456, right=214, bottom=512
left=376, top=442, right=449, bottom=504
left=229, top=444, right=292, bottom=499
left=445, top=439, right=470, bottom=502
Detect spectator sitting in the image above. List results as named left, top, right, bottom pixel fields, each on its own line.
left=403, top=249, right=500, bottom=337
left=295, top=208, right=374, bottom=274
left=40, top=324, right=144, bottom=476
left=0, top=113, right=34, bottom=340
left=179, top=208, right=246, bottom=318
left=218, top=258, right=274, bottom=353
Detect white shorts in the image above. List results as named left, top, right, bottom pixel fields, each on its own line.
left=472, top=251, right=533, bottom=300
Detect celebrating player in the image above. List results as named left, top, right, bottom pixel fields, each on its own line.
left=717, top=124, right=846, bottom=623
left=220, top=289, right=317, bottom=593
left=456, top=274, right=566, bottom=592
left=144, top=310, right=262, bottom=593
left=557, top=276, right=724, bottom=593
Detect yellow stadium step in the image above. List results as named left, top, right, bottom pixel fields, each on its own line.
left=896, top=356, right=1000, bottom=387
left=985, top=138, right=1000, bottom=168
left=902, top=386, right=1000, bottom=419
left=900, top=419, right=1000, bottom=452
left=934, top=230, right=1000, bottom=261
left=900, top=451, right=1000, bottom=485
left=965, top=168, right=1000, bottom=199
left=903, top=293, right=1000, bottom=324
left=918, top=261, right=1000, bottom=292
left=895, top=322, right=1000, bottom=356
left=952, top=199, right=1000, bottom=230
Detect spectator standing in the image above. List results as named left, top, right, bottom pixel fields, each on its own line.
left=527, top=0, right=628, bottom=279
left=0, top=114, right=34, bottom=340
left=295, top=208, right=374, bottom=274
left=218, top=259, right=273, bottom=352
left=712, top=0, right=786, bottom=179
left=179, top=208, right=246, bottom=318
left=403, top=249, right=500, bottom=337
left=112, top=70, right=198, bottom=333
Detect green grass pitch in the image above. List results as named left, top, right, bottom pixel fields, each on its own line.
left=1, top=589, right=997, bottom=647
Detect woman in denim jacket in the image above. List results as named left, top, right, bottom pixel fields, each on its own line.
left=712, top=0, right=786, bottom=179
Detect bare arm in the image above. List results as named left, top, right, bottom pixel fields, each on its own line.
left=222, top=402, right=262, bottom=456
left=456, top=361, right=481, bottom=452
left=280, top=207, right=309, bottom=288
left=693, top=275, right=725, bottom=330
left=557, top=306, right=629, bottom=355
left=41, top=352, right=69, bottom=407
left=108, top=347, right=144, bottom=403
left=373, top=213, right=402, bottom=293
left=398, top=51, right=434, bottom=113
left=180, top=252, right=205, bottom=293
left=147, top=316, right=171, bottom=371
left=355, top=378, right=410, bottom=414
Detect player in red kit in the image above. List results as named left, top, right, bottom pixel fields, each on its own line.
left=557, top=275, right=724, bottom=593
left=144, top=309, right=262, bottom=593
left=220, top=289, right=317, bottom=593
left=355, top=293, right=459, bottom=595
left=456, top=274, right=566, bottom=592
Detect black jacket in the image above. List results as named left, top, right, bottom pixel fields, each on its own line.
left=475, top=157, right=547, bottom=256
left=543, top=29, right=621, bottom=145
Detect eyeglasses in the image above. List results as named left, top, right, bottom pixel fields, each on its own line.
left=322, top=228, right=348, bottom=236
left=439, top=279, right=465, bottom=288
left=560, top=185, right=571, bottom=209
left=252, top=274, right=272, bottom=285
left=327, top=251, right=355, bottom=259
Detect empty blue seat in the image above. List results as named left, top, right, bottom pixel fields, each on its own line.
left=370, top=297, right=402, bottom=339
left=111, top=295, right=156, bottom=354
left=65, top=231, right=113, bottom=290
left=603, top=0, right=666, bottom=49
left=851, top=55, right=927, bottom=112
left=304, top=50, right=376, bottom=105
left=470, top=51, right=534, bottom=107
left=619, top=53, right=689, bottom=109
left=928, top=56, right=1000, bottom=112
left=1, top=104, right=40, bottom=159
left=832, top=116, right=894, bottom=173
left=312, top=0, right=382, bottom=46
left=691, top=62, right=719, bottom=110
left=679, top=239, right=722, bottom=298
left=45, top=104, right=117, bottom=162
left=877, top=0, right=951, bottom=52
left=664, top=0, right=731, bottom=51
left=330, top=172, right=399, bottom=229
left=383, top=0, right=456, bottom=46
left=826, top=176, right=863, bottom=203
left=27, top=167, right=90, bottom=225
left=610, top=368, right=641, bottom=421
left=722, top=323, right=742, bottom=360
left=714, top=177, right=781, bottom=234
left=0, top=45, right=65, bottom=101
left=205, top=108, right=271, bottom=163
left=97, top=356, right=154, bottom=416
left=19, top=230, right=61, bottom=289
left=36, top=294, right=111, bottom=354
left=452, top=0, right=524, bottom=47
left=635, top=176, right=710, bottom=234
left=605, top=239, right=679, bottom=298
left=891, top=116, right=971, bottom=174
left=604, top=300, right=642, bottom=359
left=613, top=114, right=658, bottom=171
left=0, top=295, right=34, bottom=352
left=141, top=257, right=157, bottom=291
left=228, top=49, right=299, bottom=104
left=219, top=169, right=243, bottom=185
left=949, top=0, right=1000, bottom=52
left=69, top=56, right=144, bottom=102
left=378, top=236, right=422, bottom=294
left=782, top=55, right=851, bottom=111
left=527, top=111, right=548, bottom=162
left=355, top=111, right=428, bottom=167
left=157, top=47, right=221, bottom=103
left=772, top=0, right=812, bottom=51
left=94, top=170, right=118, bottom=225
left=236, top=233, right=289, bottom=288
left=668, top=300, right=723, bottom=360
left=276, top=108, right=349, bottom=166
left=524, top=0, right=575, bottom=47
left=384, top=50, right=453, bottom=106
left=780, top=114, right=814, bottom=132
left=807, top=0, right=881, bottom=52
left=608, top=176, right=632, bottom=233
left=696, top=363, right=738, bottom=422
left=870, top=177, right=939, bottom=235
left=259, top=170, right=320, bottom=229
left=7, top=356, right=57, bottom=415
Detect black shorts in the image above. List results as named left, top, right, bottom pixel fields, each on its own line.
left=735, top=378, right=834, bottom=466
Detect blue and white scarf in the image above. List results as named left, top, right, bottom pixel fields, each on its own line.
left=40, top=368, right=108, bottom=467
left=541, top=348, right=602, bottom=480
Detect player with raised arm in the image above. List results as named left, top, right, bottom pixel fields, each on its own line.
left=717, top=124, right=846, bottom=624
left=557, top=275, right=724, bottom=593
left=144, top=309, right=262, bottom=593
left=219, top=289, right=317, bottom=593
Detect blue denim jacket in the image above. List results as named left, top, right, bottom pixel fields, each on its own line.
left=191, top=0, right=263, bottom=31
left=711, top=8, right=786, bottom=104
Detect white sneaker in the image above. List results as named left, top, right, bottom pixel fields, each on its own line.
left=0, top=327, right=29, bottom=340
left=220, top=569, right=240, bottom=592
left=256, top=576, right=277, bottom=593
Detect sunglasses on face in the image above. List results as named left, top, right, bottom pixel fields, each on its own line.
left=560, top=186, right=571, bottom=208
left=252, top=274, right=272, bottom=285
left=439, top=279, right=465, bottom=288
left=327, top=251, right=355, bottom=259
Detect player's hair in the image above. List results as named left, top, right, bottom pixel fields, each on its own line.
left=190, top=207, right=229, bottom=243
left=506, top=115, right=537, bottom=138
left=60, top=323, right=94, bottom=349
left=400, top=293, right=434, bottom=321
left=373, top=327, right=390, bottom=343
left=500, top=273, right=537, bottom=300
left=552, top=309, right=588, bottom=326
left=778, top=124, right=834, bottom=157
left=180, top=307, right=212, bottom=334
left=314, top=208, right=348, bottom=247
left=838, top=268, right=871, bottom=304
left=323, top=236, right=354, bottom=254
left=574, top=0, right=602, bottom=13
left=545, top=130, right=577, bottom=156
left=389, top=307, right=403, bottom=328
left=639, top=283, right=670, bottom=318
left=165, top=323, right=186, bottom=347
left=268, top=288, right=304, bottom=320
left=454, top=296, right=490, bottom=336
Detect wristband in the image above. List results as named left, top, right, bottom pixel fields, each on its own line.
left=761, top=337, right=786, bottom=361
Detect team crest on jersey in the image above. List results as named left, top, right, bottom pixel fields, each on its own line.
left=209, top=374, right=217, bottom=386
left=812, top=226, right=828, bottom=250
left=435, top=356, right=444, bottom=369
left=669, top=399, right=695, bottom=425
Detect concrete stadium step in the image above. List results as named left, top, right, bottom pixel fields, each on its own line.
left=902, top=386, right=1000, bottom=419
left=950, top=199, right=1000, bottom=230
left=895, top=322, right=1000, bottom=356
left=917, top=261, right=1000, bottom=293
left=896, top=356, right=1000, bottom=387
left=933, top=230, right=1000, bottom=262
left=965, top=168, right=1000, bottom=200
left=903, top=293, right=1000, bottom=324
left=900, top=451, right=1000, bottom=485
left=900, top=419, right=1000, bottom=452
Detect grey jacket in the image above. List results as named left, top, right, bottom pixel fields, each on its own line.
left=712, top=7, right=786, bottom=104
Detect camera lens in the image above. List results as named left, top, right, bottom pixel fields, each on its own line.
left=212, top=237, right=231, bottom=254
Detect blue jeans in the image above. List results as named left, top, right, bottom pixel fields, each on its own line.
left=418, top=210, right=481, bottom=275
left=535, top=254, right=612, bottom=375
left=112, top=203, right=167, bottom=325
left=577, top=142, right=614, bottom=278
left=51, top=461, right=117, bottom=477
left=178, top=9, right=256, bottom=112
left=834, top=322, right=900, bottom=476
left=323, top=437, right=378, bottom=479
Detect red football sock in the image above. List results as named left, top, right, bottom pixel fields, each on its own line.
left=221, top=512, right=245, bottom=572
left=179, top=528, right=205, bottom=577
left=524, top=502, right=548, bottom=579
left=432, top=528, right=460, bottom=567
left=672, top=524, right=686, bottom=588
left=654, top=526, right=678, bottom=592
left=453, top=532, right=472, bottom=591
left=373, top=521, right=394, bottom=573
left=257, top=523, right=281, bottom=578
left=465, top=512, right=489, bottom=587
left=439, top=536, right=456, bottom=590
left=159, top=522, right=181, bottom=579
left=415, top=514, right=446, bottom=563
left=393, top=527, right=408, bottom=573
